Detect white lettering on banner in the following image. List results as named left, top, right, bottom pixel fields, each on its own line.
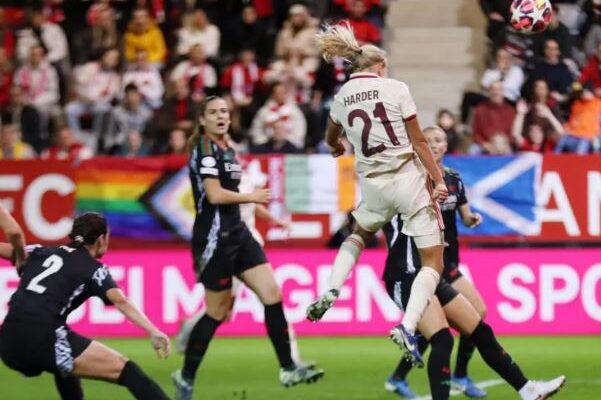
left=356, top=266, right=401, bottom=322
left=497, top=263, right=536, bottom=323
left=540, top=264, right=580, bottom=321
left=582, top=263, right=601, bottom=322
left=0, top=175, right=23, bottom=213
left=163, top=266, right=204, bottom=322
left=273, top=264, right=314, bottom=323
left=538, top=172, right=580, bottom=236
left=318, top=265, right=352, bottom=322
left=0, top=268, right=18, bottom=320
left=588, top=172, right=601, bottom=236
left=23, top=174, right=75, bottom=240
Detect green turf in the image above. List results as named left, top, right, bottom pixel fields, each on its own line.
left=1, top=336, right=599, bottom=399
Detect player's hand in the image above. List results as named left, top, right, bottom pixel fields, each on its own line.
left=250, top=188, right=271, bottom=204
left=12, top=246, right=27, bottom=269
left=432, top=182, right=448, bottom=203
left=150, top=330, right=171, bottom=359
left=329, top=140, right=345, bottom=158
left=465, top=212, right=482, bottom=228
left=275, top=218, right=292, bottom=234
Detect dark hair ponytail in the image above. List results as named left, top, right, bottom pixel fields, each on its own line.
left=186, top=95, right=223, bottom=153
left=68, top=212, right=108, bottom=248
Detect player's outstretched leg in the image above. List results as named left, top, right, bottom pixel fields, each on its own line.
left=175, top=310, right=205, bottom=354
left=54, top=373, right=83, bottom=400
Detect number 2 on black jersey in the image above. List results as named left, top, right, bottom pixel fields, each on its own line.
left=348, top=101, right=400, bottom=157
left=26, top=254, right=64, bottom=294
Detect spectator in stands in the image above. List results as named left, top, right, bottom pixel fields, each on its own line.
left=16, top=6, right=69, bottom=68
left=162, top=128, right=188, bottom=155
left=13, top=44, right=59, bottom=144
left=471, top=81, right=516, bottom=153
left=527, top=79, right=561, bottom=117
left=41, top=125, right=93, bottom=161
left=4, top=87, right=42, bottom=153
left=221, top=48, right=265, bottom=139
left=250, top=82, right=306, bottom=149
left=556, top=82, right=601, bottom=154
left=529, top=39, right=574, bottom=103
left=0, top=122, right=35, bottom=160
left=221, top=5, right=274, bottom=64
left=65, top=47, right=120, bottom=152
left=275, top=4, right=319, bottom=66
left=437, top=109, right=464, bottom=154
left=72, top=3, right=119, bottom=65
left=512, top=99, right=564, bottom=153
left=329, top=0, right=386, bottom=27
left=0, top=8, right=15, bottom=59
left=346, top=0, right=382, bottom=45
left=177, top=8, right=220, bottom=59
left=170, top=44, right=218, bottom=104
left=251, top=118, right=301, bottom=154
left=461, top=47, right=524, bottom=122
left=487, top=132, right=513, bottom=155
left=532, top=4, right=574, bottom=62
left=113, top=129, right=150, bottom=157
left=579, top=42, right=601, bottom=97
left=264, top=45, right=316, bottom=105
left=0, top=47, right=12, bottom=112
left=584, top=2, right=601, bottom=57
left=108, top=83, right=152, bottom=151
left=479, top=0, right=512, bottom=41
left=122, top=49, right=164, bottom=110
left=150, top=79, right=195, bottom=143
left=124, top=8, right=166, bottom=68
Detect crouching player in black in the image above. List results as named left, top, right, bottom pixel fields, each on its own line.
left=0, top=212, right=172, bottom=400
left=385, top=125, right=487, bottom=398
left=172, top=96, right=323, bottom=400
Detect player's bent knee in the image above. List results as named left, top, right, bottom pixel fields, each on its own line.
left=430, top=328, right=453, bottom=351
left=261, top=284, right=282, bottom=305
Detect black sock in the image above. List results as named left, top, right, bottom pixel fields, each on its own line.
left=393, top=334, right=429, bottom=380
left=454, top=334, right=476, bottom=378
left=183, top=314, right=222, bottom=382
left=117, top=361, right=170, bottom=400
left=470, top=321, right=528, bottom=391
left=264, top=302, right=294, bottom=369
left=54, top=373, right=83, bottom=400
left=427, top=329, right=453, bottom=400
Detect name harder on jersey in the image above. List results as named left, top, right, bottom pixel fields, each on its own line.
left=343, top=90, right=380, bottom=107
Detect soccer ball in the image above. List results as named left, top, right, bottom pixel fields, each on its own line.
left=510, top=0, right=553, bottom=34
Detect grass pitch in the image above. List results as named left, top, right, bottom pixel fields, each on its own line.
left=1, top=336, right=599, bottom=399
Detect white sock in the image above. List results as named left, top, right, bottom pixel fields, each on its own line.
left=402, top=266, right=440, bottom=334
left=329, top=234, right=365, bottom=290
left=288, top=324, right=301, bottom=365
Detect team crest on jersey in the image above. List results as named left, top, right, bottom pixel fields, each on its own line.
left=201, top=156, right=217, bottom=167
left=92, top=265, right=110, bottom=286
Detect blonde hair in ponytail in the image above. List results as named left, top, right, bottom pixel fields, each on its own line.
left=315, top=21, right=386, bottom=71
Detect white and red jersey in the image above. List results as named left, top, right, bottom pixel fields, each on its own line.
left=330, top=72, right=417, bottom=177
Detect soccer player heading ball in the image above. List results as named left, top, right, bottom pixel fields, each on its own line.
left=305, top=21, right=449, bottom=366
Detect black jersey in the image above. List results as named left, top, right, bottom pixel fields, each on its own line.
left=188, top=136, right=244, bottom=238
left=440, top=167, right=468, bottom=266
left=5, top=245, right=117, bottom=325
left=381, top=215, right=421, bottom=282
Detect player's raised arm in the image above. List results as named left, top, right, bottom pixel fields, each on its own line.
left=405, top=118, right=448, bottom=202
left=203, top=178, right=270, bottom=205
left=106, top=288, right=171, bottom=359
left=0, top=204, right=26, bottom=269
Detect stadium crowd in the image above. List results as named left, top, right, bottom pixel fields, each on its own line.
left=0, top=0, right=599, bottom=162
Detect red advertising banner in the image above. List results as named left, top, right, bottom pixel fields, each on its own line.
left=0, top=160, right=75, bottom=244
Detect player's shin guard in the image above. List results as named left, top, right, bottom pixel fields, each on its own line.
left=182, top=314, right=222, bottom=382
left=427, top=329, right=453, bottom=400
left=402, top=266, right=440, bottom=334
left=54, top=373, right=83, bottom=400
left=265, top=302, right=295, bottom=369
left=329, top=234, right=365, bottom=290
left=469, top=321, right=528, bottom=391
left=117, top=361, right=170, bottom=400
left=454, top=334, right=476, bottom=378
left=393, top=334, right=430, bottom=380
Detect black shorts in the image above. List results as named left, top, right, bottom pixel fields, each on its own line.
left=442, top=262, right=463, bottom=284
left=384, top=276, right=459, bottom=312
left=193, top=226, right=267, bottom=291
left=0, top=319, right=91, bottom=377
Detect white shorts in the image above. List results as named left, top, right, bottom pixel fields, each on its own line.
left=352, top=161, right=444, bottom=248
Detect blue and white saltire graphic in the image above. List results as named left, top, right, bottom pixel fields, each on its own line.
left=444, top=153, right=542, bottom=236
